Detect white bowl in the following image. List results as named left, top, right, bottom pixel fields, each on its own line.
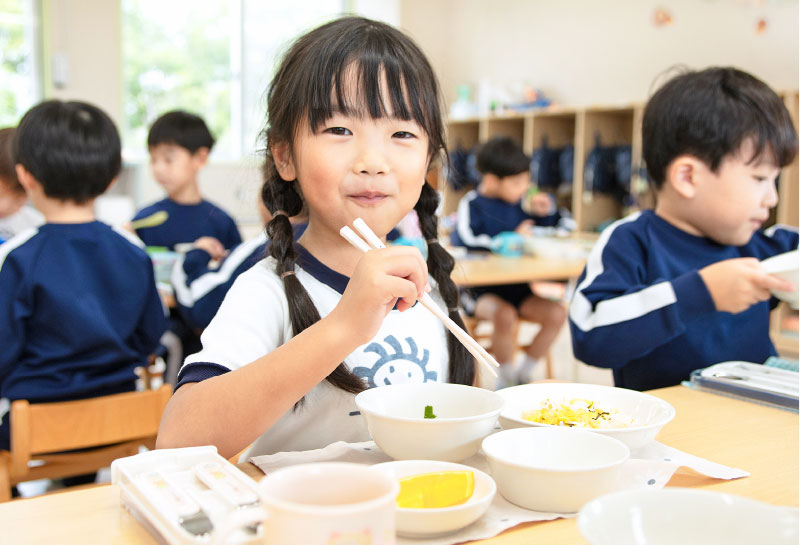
left=373, top=460, right=495, bottom=538
left=578, top=488, right=800, bottom=545
left=482, top=427, right=629, bottom=513
left=496, top=382, right=675, bottom=449
left=354, top=383, right=504, bottom=462
left=761, top=249, right=799, bottom=308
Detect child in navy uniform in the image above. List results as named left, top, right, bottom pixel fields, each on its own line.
left=0, top=127, right=43, bottom=243
left=157, top=16, right=474, bottom=460
left=171, top=201, right=307, bottom=331
left=132, top=111, right=241, bottom=254
left=451, top=137, right=570, bottom=387
left=0, top=100, right=167, bottom=451
left=569, top=67, right=798, bottom=391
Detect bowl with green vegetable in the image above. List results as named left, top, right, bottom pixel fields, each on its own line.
left=355, top=383, right=504, bottom=462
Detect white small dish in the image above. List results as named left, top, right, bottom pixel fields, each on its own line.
left=482, top=427, right=629, bottom=513
left=496, top=382, right=675, bottom=449
left=578, top=488, right=800, bottom=545
left=761, top=249, right=799, bottom=308
left=373, top=460, right=495, bottom=538
left=355, top=383, right=504, bottom=462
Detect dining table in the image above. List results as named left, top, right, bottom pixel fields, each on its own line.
left=449, top=232, right=598, bottom=287
left=1, top=384, right=797, bottom=544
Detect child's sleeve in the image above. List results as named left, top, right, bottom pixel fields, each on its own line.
left=135, top=265, right=168, bottom=355
left=171, top=241, right=262, bottom=330
left=0, top=253, right=27, bottom=382
left=222, top=214, right=242, bottom=249
left=453, top=191, right=494, bottom=250
left=569, top=226, right=716, bottom=369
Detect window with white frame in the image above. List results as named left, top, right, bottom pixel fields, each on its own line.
left=121, top=0, right=347, bottom=160
left=0, top=0, right=41, bottom=126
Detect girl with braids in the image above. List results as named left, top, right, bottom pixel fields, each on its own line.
left=157, top=16, right=474, bottom=460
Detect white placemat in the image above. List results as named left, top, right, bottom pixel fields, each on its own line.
left=250, top=439, right=748, bottom=545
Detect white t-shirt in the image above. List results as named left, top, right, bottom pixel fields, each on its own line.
left=0, top=206, right=44, bottom=242
left=178, top=246, right=450, bottom=459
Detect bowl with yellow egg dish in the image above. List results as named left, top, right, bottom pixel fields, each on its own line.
left=496, top=382, right=675, bottom=449
left=373, top=460, right=496, bottom=538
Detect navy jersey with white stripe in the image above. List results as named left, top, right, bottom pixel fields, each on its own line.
left=172, top=223, right=307, bottom=330
left=450, top=190, right=573, bottom=250
left=133, top=198, right=242, bottom=251
left=172, top=234, right=268, bottom=330
left=0, top=222, right=167, bottom=447
left=569, top=210, right=798, bottom=391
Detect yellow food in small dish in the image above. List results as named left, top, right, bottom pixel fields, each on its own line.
left=395, top=470, right=475, bottom=508
left=522, top=398, right=635, bottom=429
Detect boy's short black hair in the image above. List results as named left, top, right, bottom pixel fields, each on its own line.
left=147, top=110, right=215, bottom=153
left=476, top=136, right=530, bottom=179
left=0, top=127, right=22, bottom=193
left=643, top=66, right=798, bottom=189
left=15, top=100, right=121, bottom=204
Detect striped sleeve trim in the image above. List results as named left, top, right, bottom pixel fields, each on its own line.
left=0, top=227, right=39, bottom=271
left=173, top=233, right=267, bottom=308
left=456, top=190, right=495, bottom=249
left=569, top=211, right=678, bottom=332
left=764, top=223, right=799, bottom=238
left=175, top=361, right=230, bottom=391
left=112, top=225, right=146, bottom=248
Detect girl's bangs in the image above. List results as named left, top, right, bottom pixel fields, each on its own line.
left=306, top=56, right=432, bottom=136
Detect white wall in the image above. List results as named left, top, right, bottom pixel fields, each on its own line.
left=400, top=0, right=799, bottom=108
left=42, top=0, right=122, bottom=125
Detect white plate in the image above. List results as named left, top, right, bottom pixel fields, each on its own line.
left=761, top=249, right=799, bottom=308
left=496, top=383, right=675, bottom=449
left=373, top=460, right=495, bottom=538
left=578, top=488, right=799, bottom=545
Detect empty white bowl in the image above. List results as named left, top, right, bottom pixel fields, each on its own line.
left=761, top=249, right=799, bottom=308
left=482, top=427, right=629, bottom=513
left=578, top=488, right=800, bottom=545
left=355, top=383, right=504, bottom=462
left=496, top=382, right=675, bottom=449
left=373, top=460, right=496, bottom=538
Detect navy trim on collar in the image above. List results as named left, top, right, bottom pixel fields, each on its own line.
left=295, top=244, right=408, bottom=310
left=296, top=244, right=350, bottom=295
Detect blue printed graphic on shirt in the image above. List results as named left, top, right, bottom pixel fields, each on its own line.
left=353, top=335, right=438, bottom=387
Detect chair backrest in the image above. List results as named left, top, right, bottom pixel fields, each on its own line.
left=7, top=385, right=171, bottom=480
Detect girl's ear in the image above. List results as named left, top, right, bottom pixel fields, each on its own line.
left=271, top=143, right=297, bottom=181
left=665, top=155, right=705, bottom=199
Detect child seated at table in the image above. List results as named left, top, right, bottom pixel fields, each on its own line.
left=171, top=200, right=306, bottom=331
left=0, top=100, right=167, bottom=453
left=451, top=136, right=571, bottom=388
left=569, top=67, right=798, bottom=391
left=132, top=110, right=242, bottom=361
left=0, top=127, right=43, bottom=243
left=132, top=110, right=241, bottom=253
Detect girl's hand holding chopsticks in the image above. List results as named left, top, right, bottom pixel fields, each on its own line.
left=329, top=244, right=431, bottom=345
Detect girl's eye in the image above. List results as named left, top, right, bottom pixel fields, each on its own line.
left=325, top=127, right=352, bottom=136
left=393, top=131, right=416, bottom=139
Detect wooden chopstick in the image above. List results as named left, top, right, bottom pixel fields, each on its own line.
left=341, top=219, right=499, bottom=378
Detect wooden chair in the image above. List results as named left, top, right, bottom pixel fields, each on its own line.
left=463, top=316, right=554, bottom=380
left=0, top=385, right=171, bottom=502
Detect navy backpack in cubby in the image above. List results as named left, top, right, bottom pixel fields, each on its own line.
left=530, top=137, right=562, bottom=190
left=447, top=146, right=480, bottom=191
left=583, top=134, right=618, bottom=195
left=558, top=144, right=574, bottom=191
left=614, top=145, right=633, bottom=194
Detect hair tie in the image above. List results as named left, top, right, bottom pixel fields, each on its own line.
left=448, top=307, right=459, bottom=313
left=280, top=270, right=295, bottom=279
left=427, top=238, right=439, bottom=244
left=273, top=210, right=288, bottom=217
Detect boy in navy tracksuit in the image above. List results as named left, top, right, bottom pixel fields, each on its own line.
left=451, top=137, right=572, bottom=387
left=132, top=111, right=241, bottom=360
left=0, top=100, right=167, bottom=454
left=132, top=111, right=241, bottom=253
left=569, top=67, right=798, bottom=391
